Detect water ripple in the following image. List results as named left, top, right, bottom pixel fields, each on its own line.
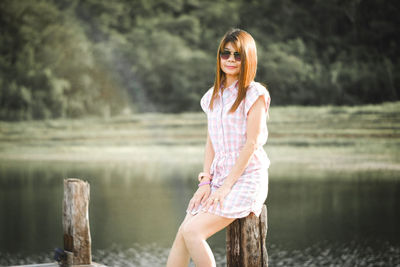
left=1, top=241, right=399, bottom=267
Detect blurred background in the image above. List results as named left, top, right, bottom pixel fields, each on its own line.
left=1, top=0, right=399, bottom=118
left=0, top=0, right=399, bottom=266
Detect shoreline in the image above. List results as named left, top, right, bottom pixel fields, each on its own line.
left=1, top=103, right=399, bottom=176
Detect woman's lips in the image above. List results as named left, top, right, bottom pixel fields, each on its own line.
left=225, top=65, right=237, bottom=69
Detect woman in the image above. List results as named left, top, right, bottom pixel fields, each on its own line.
left=166, top=28, right=271, bottom=267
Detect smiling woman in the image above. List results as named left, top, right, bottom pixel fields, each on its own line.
left=210, top=29, right=259, bottom=113
left=166, top=28, right=271, bottom=267
left=220, top=43, right=242, bottom=78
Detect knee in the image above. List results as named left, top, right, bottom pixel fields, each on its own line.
left=177, top=220, right=191, bottom=238
left=181, top=221, right=200, bottom=242
left=177, top=223, right=186, bottom=237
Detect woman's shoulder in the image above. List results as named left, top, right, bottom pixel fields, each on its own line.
left=244, top=81, right=271, bottom=114
left=202, top=86, right=214, bottom=101
left=247, top=81, right=270, bottom=99
left=205, top=86, right=214, bottom=96
left=200, top=86, right=214, bottom=113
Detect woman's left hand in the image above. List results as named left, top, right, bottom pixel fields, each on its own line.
left=204, top=185, right=231, bottom=212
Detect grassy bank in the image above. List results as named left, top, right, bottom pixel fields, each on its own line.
left=0, top=102, right=399, bottom=175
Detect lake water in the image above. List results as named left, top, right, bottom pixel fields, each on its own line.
left=0, top=160, right=399, bottom=266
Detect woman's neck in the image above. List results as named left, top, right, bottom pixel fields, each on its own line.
left=224, top=75, right=239, bottom=88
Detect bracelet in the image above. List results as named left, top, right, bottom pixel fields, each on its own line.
left=198, top=172, right=212, bottom=182
left=198, top=181, right=211, bottom=187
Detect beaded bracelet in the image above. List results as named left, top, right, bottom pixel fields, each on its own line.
left=198, top=181, right=211, bottom=187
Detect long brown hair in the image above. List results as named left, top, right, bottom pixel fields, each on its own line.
left=209, top=29, right=258, bottom=112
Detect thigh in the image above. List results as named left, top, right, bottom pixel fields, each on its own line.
left=184, top=212, right=235, bottom=240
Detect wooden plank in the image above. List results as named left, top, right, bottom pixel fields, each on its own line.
left=63, top=178, right=92, bottom=265
left=226, top=204, right=268, bottom=267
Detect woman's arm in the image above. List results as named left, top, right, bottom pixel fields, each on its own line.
left=205, top=96, right=266, bottom=210
left=201, top=132, right=215, bottom=181
left=223, top=96, right=266, bottom=188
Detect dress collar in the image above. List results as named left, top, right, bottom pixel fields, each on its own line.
left=222, top=80, right=239, bottom=93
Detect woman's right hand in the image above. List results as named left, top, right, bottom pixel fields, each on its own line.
left=187, top=184, right=211, bottom=212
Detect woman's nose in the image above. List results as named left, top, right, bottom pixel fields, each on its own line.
left=228, top=54, right=235, bottom=62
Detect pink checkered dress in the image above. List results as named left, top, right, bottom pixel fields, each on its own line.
left=187, top=81, right=271, bottom=218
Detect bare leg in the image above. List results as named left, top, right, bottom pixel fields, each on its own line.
left=166, top=212, right=194, bottom=267
left=182, top=212, right=235, bottom=267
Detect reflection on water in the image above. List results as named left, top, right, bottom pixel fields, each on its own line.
left=0, top=160, right=399, bottom=266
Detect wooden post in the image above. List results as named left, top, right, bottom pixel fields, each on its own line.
left=63, top=178, right=92, bottom=265
left=226, top=205, right=268, bottom=267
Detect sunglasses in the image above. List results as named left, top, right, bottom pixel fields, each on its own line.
left=220, top=50, right=241, bottom=61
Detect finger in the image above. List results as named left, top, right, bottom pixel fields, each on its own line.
left=196, top=193, right=206, bottom=209
left=187, top=199, right=194, bottom=211
left=214, top=195, right=223, bottom=212
left=197, top=192, right=207, bottom=206
left=190, top=197, right=199, bottom=211
left=199, top=194, right=206, bottom=205
left=219, top=199, right=224, bottom=211
left=193, top=198, right=201, bottom=210
left=212, top=199, right=218, bottom=213
left=204, top=198, right=210, bottom=211
left=201, top=192, right=210, bottom=205
left=210, top=196, right=219, bottom=212
left=209, top=202, right=215, bottom=213
left=194, top=195, right=202, bottom=208
left=190, top=199, right=197, bottom=211
left=205, top=197, right=213, bottom=211
left=204, top=194, right=212, bottom=209
left=215, top=194, right=223, bottom=210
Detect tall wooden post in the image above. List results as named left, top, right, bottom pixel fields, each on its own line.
left=63, top=178, right=92, bottom=265
left=226, top=205, right=268, bottom=267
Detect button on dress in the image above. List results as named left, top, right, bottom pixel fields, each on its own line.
left=187, top=81, right=271, bottom=218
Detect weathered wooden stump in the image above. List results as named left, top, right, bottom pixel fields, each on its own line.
left=12, top=178, right=106, bottom=267
left=226, top=205, right=268, bottom=267
left=63, top=178, right=92, bottom=265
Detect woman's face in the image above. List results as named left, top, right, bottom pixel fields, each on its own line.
left=220, top=42, right=241, bottom=78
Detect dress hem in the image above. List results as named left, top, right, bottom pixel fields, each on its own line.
left=186, top=206, right=262, bottom=219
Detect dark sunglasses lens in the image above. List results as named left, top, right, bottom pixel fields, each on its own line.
left=234, top=52, right=241, bottom=61
left=220, top=51, right=230, bottom=60
left=220, top=51, right=241, bottom=61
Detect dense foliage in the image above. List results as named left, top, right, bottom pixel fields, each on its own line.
left=0, top=0, right=399, bottom=120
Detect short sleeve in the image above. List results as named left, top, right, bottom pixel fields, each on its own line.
left=200, top=88, right=213, bottom=114
left=244, top=82, right=271, bottom=115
